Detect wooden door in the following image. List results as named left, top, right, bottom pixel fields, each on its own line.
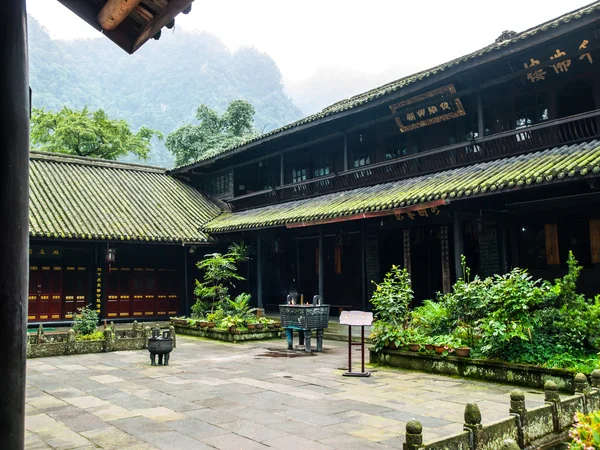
left=132, top=269, right=145, bottom=318
left=118, top=268, right=131, bottom=318
left=106, top=268, right=120, bottom=319
left=144, top=269, right=157, bottom=316
left=28, top=267, right=40, bottom=321
left=167, top=269, right=178, bottom=316
left=28, top=266, right=62, bottom=321
left=63, top=267, right=87, bottom=319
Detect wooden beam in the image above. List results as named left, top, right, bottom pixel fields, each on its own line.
left=132, top=0, right=194, bottom=52
left=98, top=0, right=144, bottom=31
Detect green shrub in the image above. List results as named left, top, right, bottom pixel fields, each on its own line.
left=411, top=300, right=451, bottom=338
left=72, top=306, right=99, bottom=336
left=75, top=330, right=105, bottom=341
left=569, top=410, right=600, bottom=449
left=190, top=300, right=211, bottom=318
left=371, top=265, right=413, bottom=327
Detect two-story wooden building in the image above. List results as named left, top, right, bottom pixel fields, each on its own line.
left=170, top=2, right=600, bottom=312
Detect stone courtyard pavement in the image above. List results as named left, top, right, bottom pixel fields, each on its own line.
left=26, top=336, right=546, bottom=449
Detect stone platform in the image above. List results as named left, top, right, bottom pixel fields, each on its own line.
left=26, top=337, right=545, bottom=449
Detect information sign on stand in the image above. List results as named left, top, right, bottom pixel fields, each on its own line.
left=339, top=311, right=373, bottom=377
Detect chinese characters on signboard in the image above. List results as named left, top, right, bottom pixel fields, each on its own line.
left=389, top=84, right=466, bottom=133
left=29, top=246, right=63, bottom=259
left=523, top=39, right=593, bottom=84
left=394, top=206, right=441, bottom=221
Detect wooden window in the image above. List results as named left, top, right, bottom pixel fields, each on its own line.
left=292, top=168, right=307, bottom=183
left=207, top=172, right=232, bottom=197
left=514, top=91, right=549, bottom=129
left=384, top=134, right=408, bottom=160
left=312, top=155, right=330, bottom=178
left=353, top=155, right=370, bottom=168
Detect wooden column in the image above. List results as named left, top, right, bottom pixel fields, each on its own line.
left=318, top=229, right=324, bottom=298
left=403, top=229, right=412, bottom=275
left=440, top=226, right=452, bottom=294
left=256, top=236, right=263, bottom=309
left=0, top=0, right=29, bottom=447
left=591, top=220, right=600, bottom=265
left=476, top=90, right=485, bottom=138
left=509, top=222, right=519, bottom=269
left=453, top=213, right=464, bottom=280
left=544, top=223, right=560, bottom=266
left=498, top=221, right=509, bottom=273
left=295, top=238, right=301, bottom=288
left=343, top=134, right=349, bottom=171
left=280, top=153, right=284, bottom=186
left=361, top=225, right=367, bottom=310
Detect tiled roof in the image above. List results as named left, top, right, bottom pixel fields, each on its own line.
left=203, top=141, right=600, bottom=233
left=173, top=1, right=600, bottom=171
left=29, top=152, right=220, bottom=242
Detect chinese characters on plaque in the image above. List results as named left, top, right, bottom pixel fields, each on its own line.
left=389, top=84, right=466, bottom=133
left=29, top=246, right=63, bottom=259
left=394, top=206, right=441, bottom=221
left=524, top=39, right=593, bottom=84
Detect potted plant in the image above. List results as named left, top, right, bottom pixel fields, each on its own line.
left=405, top=328, right=421, bottom=352
left=433, top=335, right=452, bottom=355
left=198, top=319, right=208, bottom=328
left=246, top=317, right=257, bottom=330
left=424, top=336, right=435, bottom=352
left=206, top=312, right=219, bottom=328
left=452, top=329, right=471, bottom=357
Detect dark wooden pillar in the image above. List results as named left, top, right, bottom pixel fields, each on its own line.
left=280, top=153, right=284, bottom=186
left=0, top=1, right=29, bottom=448
left=440, top=226, right=452, bottom=294
left=509, top=222, right=519, bottom=269
left=343, top=134, right=349, bottom=171
left=403, top=229, right=411, bottom=275
left=476, top=90, right=484, bottom=138
left=453, top=213, right=464, bottom=280
left=498, top=221, right=508, bottom=273
left=256, top=235, right=263, bottom=308
left=318, top=229, right=324, bottom=298
left=361, top=225, right=366, bottom=310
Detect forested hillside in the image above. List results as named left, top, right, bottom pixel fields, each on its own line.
left=28, top=18, right=303, bottom=167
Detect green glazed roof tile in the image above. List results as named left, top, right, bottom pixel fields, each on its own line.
left=29, top=152, right=221, bottom=242
left=203, top=141, right=600, bottom=233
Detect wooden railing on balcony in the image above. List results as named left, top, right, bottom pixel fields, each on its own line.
left=229, top=110, right=600, bottom=211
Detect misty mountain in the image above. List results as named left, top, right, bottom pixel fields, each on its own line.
left=28, top=17, right=303, bottom=167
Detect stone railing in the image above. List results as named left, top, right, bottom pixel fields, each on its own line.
left=27, top=321, right=175, bottom=358
left=402, top=371, right=600, bottom=450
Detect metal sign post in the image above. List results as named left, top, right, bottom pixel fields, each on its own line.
left=339, top=311, right=373, bottom=377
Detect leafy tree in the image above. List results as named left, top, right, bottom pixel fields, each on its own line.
left=31, top=106, right=162, bottom=160
left=166, top=100, right=256, bottom=166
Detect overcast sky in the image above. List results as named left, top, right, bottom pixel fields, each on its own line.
left=27, top=0, right=592, bottom=87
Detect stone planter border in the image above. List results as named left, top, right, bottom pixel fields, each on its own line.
left=173, top=324, right=281, bottom=342
left=27, top=322, right=169, bottom=358
left=370, top=347, right=579, bottom=393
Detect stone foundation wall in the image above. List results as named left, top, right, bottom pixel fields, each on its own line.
left=401, top=372, right=600, bottom=450
left=174, top=325, right=281, bottom=342
left=370, top=348, right=576, bottom=393
left=27, top=321, right=156, bottom=358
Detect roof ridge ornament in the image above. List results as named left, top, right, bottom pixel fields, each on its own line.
left=495, top=30, right=518, bottom=43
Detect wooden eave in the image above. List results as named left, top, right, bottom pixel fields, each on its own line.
left=55, top=0, right=194, bottom=54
